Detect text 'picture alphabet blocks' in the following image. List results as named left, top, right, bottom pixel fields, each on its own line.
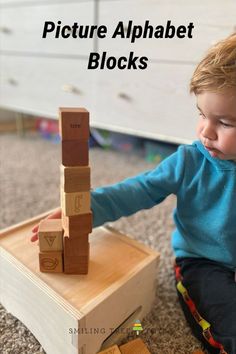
left=38, top=219, right=63, bottom=252
left=60, top=165, right=90, bottom=193
left=61, top=190, right=90, bottom=216
left=59, top=107, right=89, bottom=141
left=62, top=212, right=92, bottom=237
left=39, top=251, right=63, bottom=273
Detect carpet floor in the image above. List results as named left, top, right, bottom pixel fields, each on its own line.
left=0, top=132, right=206, bottom=354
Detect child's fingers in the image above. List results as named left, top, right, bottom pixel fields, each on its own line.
left=32, top=224, right=39, bottom=233
left=48, top=209, right=61, bottom=219
left=30, top=233, right=38, bottom=242
left=31, top=209, right=61, bottom=242
left=31, top=209, right=61, bottom=233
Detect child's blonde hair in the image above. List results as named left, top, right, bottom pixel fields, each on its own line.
left=190, top=33, right=236, bottom=94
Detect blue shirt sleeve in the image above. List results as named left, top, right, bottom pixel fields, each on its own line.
left=91, top=145, right=186, bottom=227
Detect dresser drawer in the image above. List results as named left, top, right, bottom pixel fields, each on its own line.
left=98, top=0, right=236, bottom=62
left=0, top=54, right=196, bottom=143
left=0, top=1, right=94, bottom=55
left=0, top=55, right=96, bottom=117
left=92, top=63, right=196, bottom=143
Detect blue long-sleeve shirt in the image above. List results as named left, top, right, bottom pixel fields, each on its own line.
left=91, top=140, right=236, bottom=269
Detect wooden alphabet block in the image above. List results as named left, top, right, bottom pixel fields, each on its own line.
left=60, top=165, right=90, bottom=193
left=61, top=189, right=90, bottom=216
left=63, top=236, right=90, bottom=256
left=59, top=107, right=89, bottom=141
left=61, top=140, right=89, bottom=166
left=64, top=254, right=89, bottom=274
left=62, top=212, right=92, bottom=236
left=97, top=345, right=121, bottom=354
left=119, top=338, right=151, bottom=354
left=38, top=219, right=63, bottom=252
left=39, top=251, right=63, bottom=273
left=63, top=237, right=89, bottom=274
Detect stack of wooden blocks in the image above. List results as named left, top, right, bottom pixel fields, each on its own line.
left=38, top=107, right=92, bottom=274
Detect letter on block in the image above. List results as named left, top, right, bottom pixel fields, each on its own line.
left=59, top=107, right=90, bottom=141
left=39, top=251, right=63, bottom=273
left=61, top=190, right=90, bottom=216
left=38, top=219, right=63, bottom=252
left=60, top=165, right=90, bottom=193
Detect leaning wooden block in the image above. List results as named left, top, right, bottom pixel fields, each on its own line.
left=62, top=212, right=92, bottom=236
left=97, top=345, right=121, bottom=354
left=119, top=338, right=151, bottom=354
left=39, top=251, right=63, bottom=273
left=60, top=165, right=90, bottom=193
left=38, top=219, right=63, bottom=252
left=62, top=140, right=89, bottom=166
left=59, top=107, right=89, bottom=141
left=61, top=189, right=90, bottom=216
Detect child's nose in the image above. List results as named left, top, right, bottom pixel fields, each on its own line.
left=202, top=122, right=217, bottom=140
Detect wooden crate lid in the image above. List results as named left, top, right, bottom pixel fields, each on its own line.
left=0, top=210, right=159, bottom=318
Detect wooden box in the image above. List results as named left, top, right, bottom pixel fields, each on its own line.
left=0, top=210, right=159, bottom=354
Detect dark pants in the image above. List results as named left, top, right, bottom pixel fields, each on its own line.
left=175, top=257, right=236, bottom=354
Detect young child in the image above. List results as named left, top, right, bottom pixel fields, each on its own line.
left=31, top=33, right=236, bottom=354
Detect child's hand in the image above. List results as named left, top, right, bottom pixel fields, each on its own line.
left=30, top=208, right=62, bottom=242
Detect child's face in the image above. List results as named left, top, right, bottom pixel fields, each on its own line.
left=196, top=90, right=236, bottom=160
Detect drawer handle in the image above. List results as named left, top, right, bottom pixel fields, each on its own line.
left=8, top=78, right=18, bottom=86
left=118, top=92, right=132, bottom=102
left=0, top=26, right=12, bottom=34
left=62, top=84, right=82, bottom=95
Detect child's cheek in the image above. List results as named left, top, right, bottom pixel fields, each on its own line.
left=223, top=140, right=236, bottom=155
left=196, top=121, right=203, bottom=138
left=222, top=131, right=236, bottom=149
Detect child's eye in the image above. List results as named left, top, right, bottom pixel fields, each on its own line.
left=199, top=112, right=206, bottom=119
left=220, top=121, right=233, bottom=128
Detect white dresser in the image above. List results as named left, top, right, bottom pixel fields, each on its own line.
left=0, top=0, right=235, bottom=143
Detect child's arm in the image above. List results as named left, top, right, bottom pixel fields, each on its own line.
left=92, top=145, right=185, bottom=227
left=31, top=145, right=185, bottom=240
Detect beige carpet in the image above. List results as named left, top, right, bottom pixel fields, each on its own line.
left=0, top=132, right=206, bottom=354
